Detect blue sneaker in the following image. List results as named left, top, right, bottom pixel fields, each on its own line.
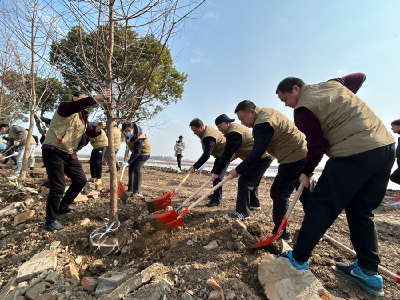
left=274, top=250, right=309, bottom=271
left=336, top=260, right=384, bottom=297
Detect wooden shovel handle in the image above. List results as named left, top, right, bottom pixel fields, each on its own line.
left=174, top=172, right=191, bottom=193
left=285, top=183, right=304, bottom=219
left=181, top=177, right=212, bottom=207
left=185, top=175, right=231, bottom=212
left=34, top=113, right=48, bottom=130
left=324, top=234, right=400, bottom=283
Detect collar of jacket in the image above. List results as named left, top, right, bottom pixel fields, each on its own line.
left=297, top=84, right=309, bottom=103
left=252, top=106, right=262, bottom=128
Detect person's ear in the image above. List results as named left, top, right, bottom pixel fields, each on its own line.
left=293, top=85, right=300, bottom=93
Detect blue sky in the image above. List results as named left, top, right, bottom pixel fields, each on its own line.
left=35, top=0, right=400, bottom=169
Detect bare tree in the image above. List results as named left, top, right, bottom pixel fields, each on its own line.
left=48, top=0, right=205, bottom=228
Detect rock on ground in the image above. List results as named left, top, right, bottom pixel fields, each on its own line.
left=17, top=250, right=57, bottom=282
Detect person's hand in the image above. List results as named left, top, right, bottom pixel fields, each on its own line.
left=211, top=173, right=219, bottom=181
left=96, top=122, right=106, bottom=132
left=229, top=168, right=239, bottom=179
left=232, top=154, right=238, bottom=160
left=14, top=141, right=20, bottom=146
left=189, top=166, right=196, bottom=174
left=94, top=89, right=111, bottom=100
left=122, top=162, right=129, bottom=167
left=299, top=173, right=313, bottom=188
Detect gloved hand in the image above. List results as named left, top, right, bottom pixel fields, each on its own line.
left=122, top=162, right=129, bottom=167
left=14, top=141, right=20, bottom=146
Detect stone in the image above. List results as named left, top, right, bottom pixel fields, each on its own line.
left=46, top=249, right=58, bottom=257
left=209, top=290, right=225, bottom=300
left=50, top=241, right=60, bottom=249
left=206, top=279, right=222, bottom=290
left=17, top=250, right=57, bottom=282
left=232, top=219, right=247, bottom=231
left=233, top=241, right=245, bottom=251
left=182, top=291, right=193, bottom=300
left=64, top=263, right=80, bottom=285
left=0, top=277, right=17, bottom=298
left=14, top=210, right=35, bottom=226
left=25, top=281, right=50, bottom=300
left=225, top=290, right=235, bottom=300
left=80, top=218, right=90, bottom=226
left=203, top=241, right=219, bottom=250
left=226, top=241, right=234, bottom=250
left=0, top=202, right=23, bottom=217
left=102, top=263, right=168, bottom=300
left=45, top=271, right=59, bottom=283
left=95, top=269, right=138, bottom=296
left=75, top=256, right=83, bottom=265
left=35, top=295, right=56, bottom=300
left=258, top=257, right=335, bottom=300
left=278, top=239, right=292, bottom=252
left=127, top=279, right=171, bottom=300
left=81, top=277, right=98, bottom=292
left=24, top=198, right=35, bottom=206
left=74, top=194, right=88, bottom=202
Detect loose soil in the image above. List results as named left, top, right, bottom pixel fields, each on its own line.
left=0, top=160, right=399, bottom=299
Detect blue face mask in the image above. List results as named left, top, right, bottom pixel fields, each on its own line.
left=125, top=131, right=133, bottom=138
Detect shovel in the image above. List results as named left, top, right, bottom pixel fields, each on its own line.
left=324, top=234, right=400, bottom=284
left=146, top=177, right=212, bottom=230
left=152, top=175, right=232, bottom=231
left=118, top=147, right=130, bottom=204
left=246, top=183, right=304, bottom=250
left=0, top=153, right=17, bottom=162
left=146, top=172, right=191, bottom=213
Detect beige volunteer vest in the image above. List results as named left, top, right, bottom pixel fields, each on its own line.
left=253, top=107, right=307, bottom=164
left=225, top=123, right=269, bottom=160
left=295, top=81, right=394, bottom=157
left=113, top=126, right=121, bottom=150
left=43, top=111, right=86, bottom=154
left=8, top=128, right=36, bottom=148
left=127, top=133, right=151, bottom=156
left=88, top=130, right=108, bottom=150
left=199, top=125, right=226, bottom=158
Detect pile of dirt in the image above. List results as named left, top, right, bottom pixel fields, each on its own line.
left=0, top=161, right=399, bottom=299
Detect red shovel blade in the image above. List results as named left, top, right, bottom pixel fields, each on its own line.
left=163, top=217, right=185, bottom=231
left=147, top=191, right=176, bottom=213
left=246, top=216, right=288, bottom=250
left=146, top=209, right=180, bottom=230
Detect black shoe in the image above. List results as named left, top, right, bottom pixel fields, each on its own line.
left=30, top=167, right=34, bottom=170
left=129, top=192, right=138, bottom=197
left=278, top=232, right=292, bottom=243
left=205, top=201, right=219, bottom=207
left=228, top=212, right=250, bottom=220
left=58, top=207, right=72, bottom=215
left=43, top=220, right=65, bottom=232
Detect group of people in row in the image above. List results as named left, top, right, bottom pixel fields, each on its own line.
left=181, top=72, right=397, bottom=297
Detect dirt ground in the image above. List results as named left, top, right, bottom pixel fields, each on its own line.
left=0, top=160, right=399, bottom=300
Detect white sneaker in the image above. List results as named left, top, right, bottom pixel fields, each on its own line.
left=250, top=206, right=261, bottom=211
left=7, top=175, right=18, bottom=181
left=177, top=169, right=182, bottom=173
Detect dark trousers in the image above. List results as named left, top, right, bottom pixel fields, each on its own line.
left=293, top=144, right=395, bottom=272
left=90, top=147, right=106, bottom=179
left=42, top=148, right=87, bottom=223
left=237, top=155, right=274, bottom=215
left=177, top=154, right=182, bottom=170
left=128, top=160, right=146, bottom=193
left=271, top=158, right=306, bottom=234
left=390, top=167, right=400, bottom=184
left=209, top=166, right=228, bottom=204
left=2, top=155, right=17, bottom=164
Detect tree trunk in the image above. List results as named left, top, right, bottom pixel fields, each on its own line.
left=19, top=5, right=37, bottom=181
left=107, top=1, right=118, bottom=228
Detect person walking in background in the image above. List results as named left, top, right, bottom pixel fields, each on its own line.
left=174, top=135, right=186, bottom=173
left=275, top=73, right=395, bottom=297
left=122, top=122, right=151, bottom=197
left=0, top=124, right=36, bottom=180
left=88, top=122, right=108, bottom=185
left=189, top=118, right=227, bottom=207
left=41, top=90, right=109, bottom=232
left=389, top=119, right=400, bottom=192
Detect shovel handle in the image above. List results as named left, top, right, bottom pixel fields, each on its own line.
left=284, top=183, right=304, bottom=219
left=184, top=175, right=231, bottom=213
left=175, top=172, right=191, bottom=193
left=34, top=113, right=48, bottom=130
left=323, top=234, right=400, bottom=284
left=180, top=177, right=212, bottom=208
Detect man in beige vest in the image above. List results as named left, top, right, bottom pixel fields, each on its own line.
left=189, top=118, right=227, bottom=206
left=212, top=114, right=274, bottom=220
left=275, top=74, right=395, bottom=297
left=0, top=124, right=36, bottom=180
left=42, top=90, right=109, bottom=232
left=88, top=122, right=109, bottom=185
left=231, top=101, right=308, bottom=242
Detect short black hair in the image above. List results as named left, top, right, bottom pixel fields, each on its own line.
left=189, top=118, right=204, bottom=128
left=391, top=119, right=400, bottom=126
left=179, top=135, right=183, bottom=139
left=122, top=122, right=135, bottom=131
left=234, top=100, right=256, bottom=114
left=276, top=77, right=305, bottom=94
left=0, top=123, right=9, bottom=128
left=72, top=91, right=89, bottom=98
